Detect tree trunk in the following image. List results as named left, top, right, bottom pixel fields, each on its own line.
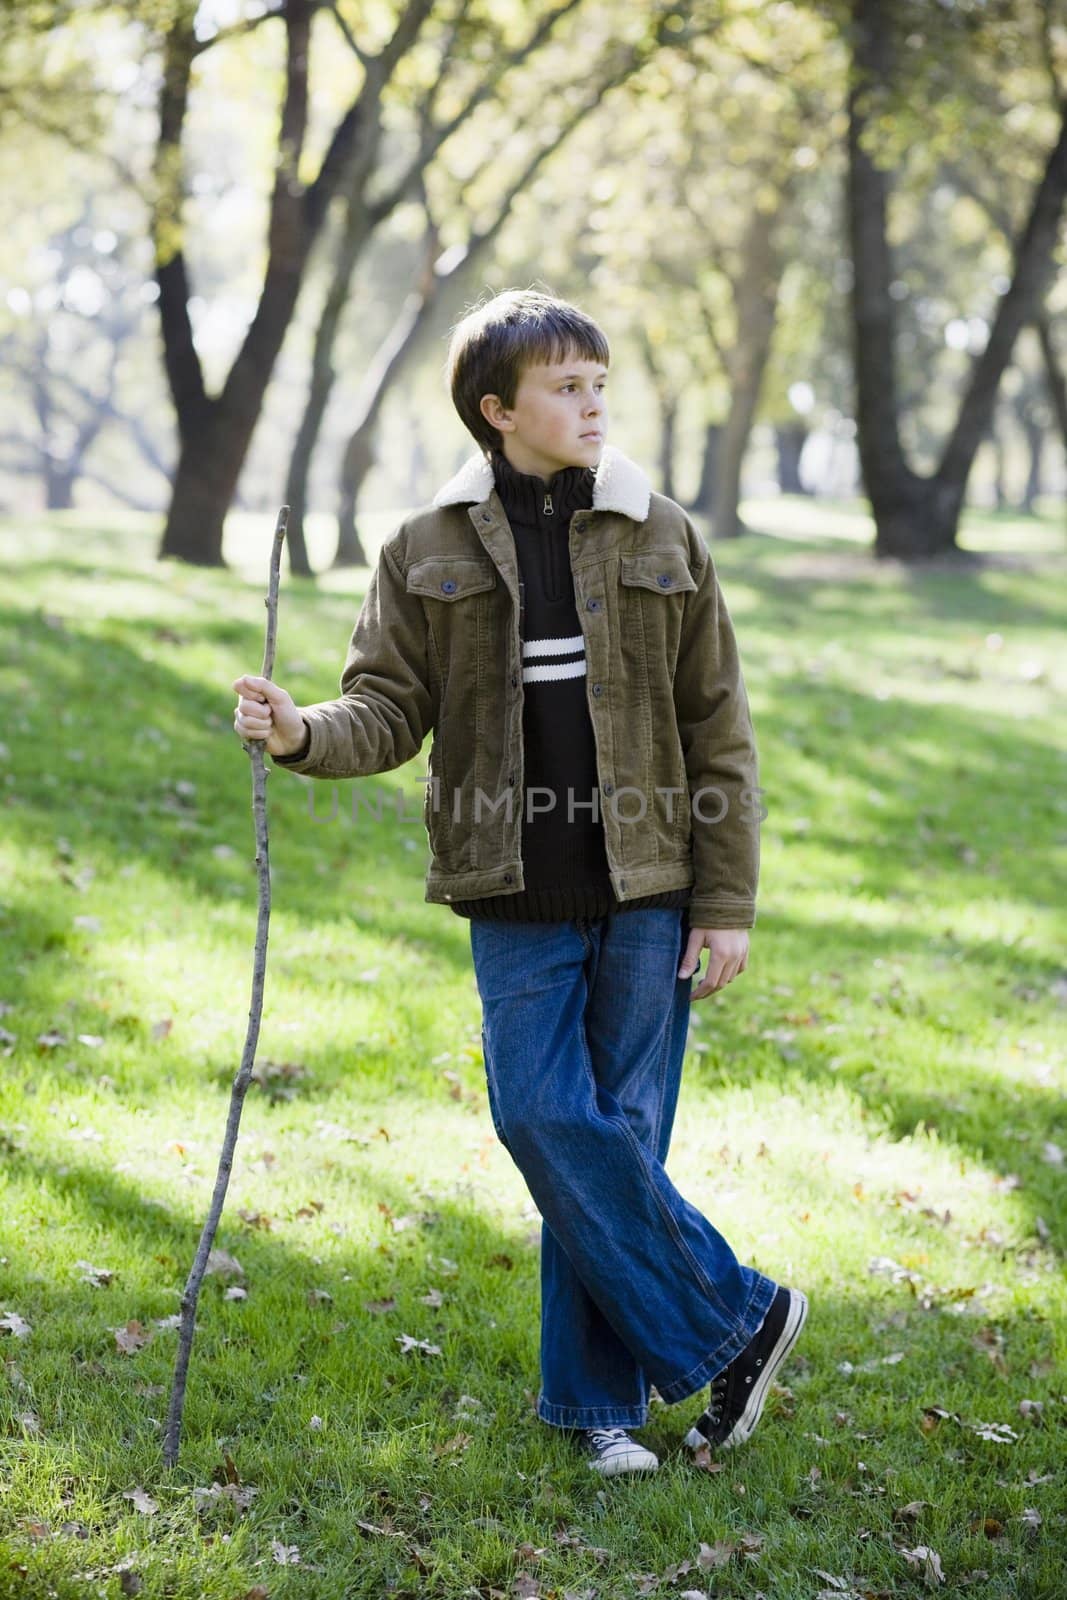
left=283, top=200, right=379, bottom=568
left=991, top=410, right=1008, bottom=511
left=152, top=1, right=378, bottom=567
left=1018, top=413, right=1043, bottom=513
left=1036, top=315, right=1067, bottom=528
left=712, top=201, right=782, bottom=539
left=848, top=0, right=1067, bottom=559
left=847, top=0, right=933, bottom=556
left=334, top=424, right=375, bottom=567
left=659, top=398, right=678, bottom=502
left=43, top=457, right=75, bottom=510
left=690, top=422, right=721, bottom=519
left=161, top=404, right=248, bottom=566
left=775, top=423, right=809, bottom=494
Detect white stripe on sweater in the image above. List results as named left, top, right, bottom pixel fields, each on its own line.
left=523, top=635, right=584, bottom=659
left=524, top=661, right=587, bottom=683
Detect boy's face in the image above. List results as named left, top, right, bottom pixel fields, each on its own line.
left=479, top=355, right=608, bottom=480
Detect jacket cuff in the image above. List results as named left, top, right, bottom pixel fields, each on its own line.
left=270, top=717, right=312, bottom=769
left=686, top=895, right=756, bottom=930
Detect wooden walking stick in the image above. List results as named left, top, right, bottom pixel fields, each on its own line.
left=163, top=506, right=289, bottom=1468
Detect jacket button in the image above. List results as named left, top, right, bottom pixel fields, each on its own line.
left=586, top=597, right=601, bottom=612
left=603, top=782, right=615, bottom=797
left=592, top=683, right=603, bottom=696
left=504, top=873, right=513, bottom=884
left=508, top=774, right=516, bottom=786
left=441, top=579, right=457, bottom=594
left=510, top=673, right=518, bottom=688
left=657, top=574, right=672, bottom=587
left=481, top=511, right=492, bottom=522
left=620, top=879, right=627, bottom=891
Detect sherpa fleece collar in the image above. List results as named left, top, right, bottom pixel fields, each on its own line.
left=433, top=443, right=652, bottom=523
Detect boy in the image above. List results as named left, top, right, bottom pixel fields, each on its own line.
left=233, top=289, right=807, bottom=1477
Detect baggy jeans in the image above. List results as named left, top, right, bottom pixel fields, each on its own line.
left=469, top=906, right=777, bottom=1431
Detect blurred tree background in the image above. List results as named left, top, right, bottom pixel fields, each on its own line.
left=1, top=0, right=1064, bottom=569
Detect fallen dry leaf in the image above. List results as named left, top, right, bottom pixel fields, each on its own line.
left=971, top=1420, right=1018, bottom=1443
left=75, top=1261, right=114, bottom=1288
left=899, top=1544, right=945, bottom=1586
left=237, top=1209, right=272, bottom=1231
left=193, top=1482, right=258, bottom=1512
left=122, top=1488, right=158, bottom=1516
left=396, top=1333, right=442, bottom=1356
left=114, top=1321, right=151, bottom=1354
left=698, top=1540, right=735, bottom=1569
left=689, top=1442, right=725, bottom=1473
left=353, top=1518, right=403, bottom=1539
left=205, top=1248, right=244, bottom=1279
left=433, top=1432, right=472, bottom=1457
left=893, top=1501, right=929, bottom=1524
left=0, top=1311, right=31, bottom=1339
left=364, top=1298, right=396, bottom=1315
left=270, top=1540, right=300, bottom=1564
left=920, top=1406, right=960, bottom=1434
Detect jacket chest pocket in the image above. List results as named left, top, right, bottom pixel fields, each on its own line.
left=406, top=555, right=499, bottom=712
left=618, top=550, right=698, bottom=597
left=406, top=556, right=498, bottom=603
left=618, top=549, right=697, bottom=663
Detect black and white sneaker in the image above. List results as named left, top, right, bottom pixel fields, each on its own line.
left=684, top=1286, right=808, bottom=1452
left=582, top=1427, right=659, bottom=1476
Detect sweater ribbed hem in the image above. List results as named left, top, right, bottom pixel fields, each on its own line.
left=449, top=885, right=691, bottom=923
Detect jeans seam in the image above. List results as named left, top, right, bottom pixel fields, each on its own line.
left=571, top=985, right=741, bottom=1332
left=616, top=1112, right=746, bottom=1332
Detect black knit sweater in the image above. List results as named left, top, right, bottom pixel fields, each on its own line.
left=448, top=450, right=690, bottom=924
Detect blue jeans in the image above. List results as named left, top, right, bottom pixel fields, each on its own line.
left=469, top=906, right=777, bottom=1430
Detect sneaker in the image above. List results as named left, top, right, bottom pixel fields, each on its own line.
left=582, top=1427, right=659, bottom=1477
left=684, top=1285, right=808, bottom=1452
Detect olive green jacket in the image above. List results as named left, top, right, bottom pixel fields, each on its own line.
left=274, top=445, right=761, bottom=928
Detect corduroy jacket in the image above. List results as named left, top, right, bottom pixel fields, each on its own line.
left=274, top=444, right=762, bottom=928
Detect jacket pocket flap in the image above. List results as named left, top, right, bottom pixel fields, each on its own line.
left=619, top=550, right=697, bottom=594
left=406, top=556, right=497, bottom=601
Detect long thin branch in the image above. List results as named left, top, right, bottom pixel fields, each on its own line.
left=191, top=3, right=289, bottom=58
left=369, top=0, right=586, bottom=222
left=163, top=507, right=289, bottom=1470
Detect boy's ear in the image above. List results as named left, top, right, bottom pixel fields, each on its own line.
left=479, top=393, right=513, bottom=434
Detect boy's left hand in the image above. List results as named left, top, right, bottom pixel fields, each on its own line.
left=679, top=928, right=749, bottom=1001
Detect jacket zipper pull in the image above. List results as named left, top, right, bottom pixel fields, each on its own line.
left=543, top=493, right=554, bottom=515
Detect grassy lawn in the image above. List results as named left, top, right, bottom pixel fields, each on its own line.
left=0, top=500, right=1064, bottom=1600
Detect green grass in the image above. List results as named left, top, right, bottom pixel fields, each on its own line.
left=0, top=499, right=1064, bottom=1600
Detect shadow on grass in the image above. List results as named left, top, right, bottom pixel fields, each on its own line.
left=2, top=559, right=1064, bottom=1241
left=731, top=525, right=1067, bottom=634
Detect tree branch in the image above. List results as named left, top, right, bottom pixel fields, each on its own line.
left=191, top=3, right=289, bottom=58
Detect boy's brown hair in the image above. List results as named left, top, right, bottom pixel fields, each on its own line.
left=445, top=288, right=611, bottom=455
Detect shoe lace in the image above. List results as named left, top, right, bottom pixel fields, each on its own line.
left=587, top=1427, right=630, bottom=1450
